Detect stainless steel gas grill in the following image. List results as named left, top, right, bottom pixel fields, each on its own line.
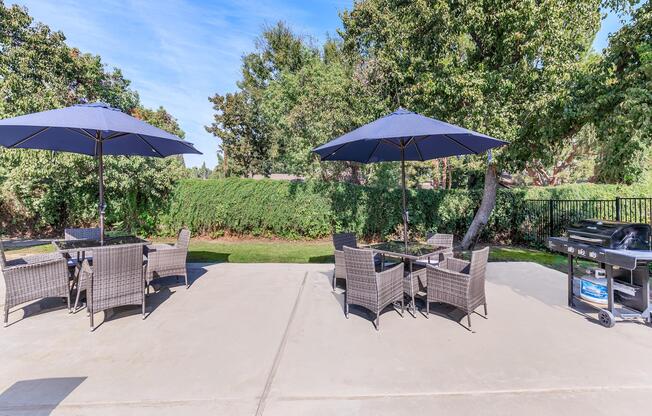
left=548, top=219, right=652, bottom=328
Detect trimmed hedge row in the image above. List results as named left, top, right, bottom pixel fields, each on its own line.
left=160, top=178, right=530, bottom=242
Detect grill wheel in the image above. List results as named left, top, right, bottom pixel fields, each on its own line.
left=598, top=309, right=615, bottom=328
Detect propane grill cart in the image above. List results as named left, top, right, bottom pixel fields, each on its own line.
left=548, top=237, right=652, bottom=328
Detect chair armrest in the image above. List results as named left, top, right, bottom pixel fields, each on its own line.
left=144, top=243, right=174, bottom=255
left=377, top=262, right=404, bottom=286
left=427, top=264, right=470, bottom=288
left=439, top=257, right=470, bottom=274
left=3, top=252, right=66, bottom=270
left=4, top=256, right=66, bottom=272
left=146, top=247, right=187, bottom=268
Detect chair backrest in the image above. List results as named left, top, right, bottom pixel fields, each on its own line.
left=65, top=227, right=101, bottom=241
left=469, top=246, right=490, bottom=284
left=90, top=244, right=144, bottom=311
left=343, top=246, right=377, bottom=293
left=426, top=233, right=454, bottom=248
left=333, top=232, right=357, bottom=251
left=176, top=228, right=190, bottom=251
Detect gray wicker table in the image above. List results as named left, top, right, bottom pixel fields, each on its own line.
left=53, top=235, right=148, bottom=254
left=366, top=241, right=448, bottom=316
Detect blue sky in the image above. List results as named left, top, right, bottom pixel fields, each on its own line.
left=10, top=1, right=625, bottom=168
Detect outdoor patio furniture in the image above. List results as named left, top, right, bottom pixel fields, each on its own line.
left=64, top=227, right=101, bottom=295
left=64, top=227, right=101, bottom=241
left=53, top=235, right=149, bottom=312
left=343, top=246, right=404, bottom=330
left=144, top=228, right=190, bottom=289
left=1, top=240, right=70, bottom=326
left=404, top=265, right=426, bottom=317
left=426, top=247, right=489, bottom=329
left=413, top=233, right=454, bottom=266
left=81, top=244, right=146, bottom=330
left=332, top=232, right=357, bottom=290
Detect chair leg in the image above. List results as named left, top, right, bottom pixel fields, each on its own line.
left=411, top=294, right=416, bottom=318
left=73, top=286, right=83, bottom=312
left=89, top=311, right=94, bottom=331
left=484, top=303, right=488, bottom=316
left=375, top=312, right=380, bottom=331
left=401, top=298, right=405, bottom=317
left=142, top=295, right=146, bottom=319
left=3, top=305, right=8, bottom=327
left=184, top=271, right=189, bottom=288
left=426, top=299, right=429, bottom=318
left=344, top=302, right=349, bottom=318
left=467, top=313, right=472, bottom=329
left=66, top=293, right=71, bottom=313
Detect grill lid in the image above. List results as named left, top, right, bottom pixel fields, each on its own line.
left=567, top=219, right=651, bottom=250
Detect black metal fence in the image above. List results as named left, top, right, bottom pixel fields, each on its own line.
left=522, top=197, right=652, bottom=245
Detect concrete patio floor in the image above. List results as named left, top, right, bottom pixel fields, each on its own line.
left=0, top=261, right=651, bottom=415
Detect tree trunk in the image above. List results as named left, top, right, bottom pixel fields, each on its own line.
left=461, top=163, right=498, bottom=250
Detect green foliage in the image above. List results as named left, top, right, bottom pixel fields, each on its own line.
left=592, top=3, right=652, bottom=183
left=162, top=178, right=652, bottom=243
left=0, top=2, right=187, bottom=236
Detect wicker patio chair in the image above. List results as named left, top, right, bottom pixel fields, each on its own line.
left=416, top=233, right=455, bottom=266
left=343, top=246, right=404, bottom=330
left=332, top=232, right=357, bottom=290
left=1, top=240, right=70, bottom=326
left=144, top=228, right=190, bottom=289
left=426, top=246, right=489, bottom=329
left=65, top=227, right=101, bottom=306
left=81, top=244, right=146, bottom=330
left=64, top=227, right=101, bottom=241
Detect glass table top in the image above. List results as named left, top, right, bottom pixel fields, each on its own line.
left=366, top=241, right=445, bottom=258
left=54, top=235, right=147, bottom=251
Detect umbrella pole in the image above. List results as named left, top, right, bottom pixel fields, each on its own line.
left=97, top=132, right=104, bottom=243
left=401, top=146, right=408, bottom=253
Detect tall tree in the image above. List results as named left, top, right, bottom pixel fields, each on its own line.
left=592, top=2, right=651, bottom=183
left=0, top=2, right=186, bottom=235
left=340, top=0, right=633, bottom=248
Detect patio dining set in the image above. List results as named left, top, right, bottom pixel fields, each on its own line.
left=1, top=227, right=191, bottom=330
left=332, top=232, right=489, bottom=331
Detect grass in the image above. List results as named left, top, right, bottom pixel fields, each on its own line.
left=3, top=239, right=575, bottom=270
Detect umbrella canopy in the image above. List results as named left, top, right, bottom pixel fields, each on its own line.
left=313, top=108, right=507, bottom=251
left=0, top=102, right=201, bottom=157
left=0, top=102, right=202, bottom=241
left=313, top=108, right=506, bottom=162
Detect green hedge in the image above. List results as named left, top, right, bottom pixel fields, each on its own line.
left=161, top=178, right=652, bottom=243
left=160, top=178, right=527, bottom=242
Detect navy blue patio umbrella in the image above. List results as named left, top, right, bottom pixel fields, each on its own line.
left=313, top=108, right=507, bottom=251
left=0, top=102, right=202, bottom=241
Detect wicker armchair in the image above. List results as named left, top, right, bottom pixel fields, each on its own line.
left=343, top=246, right=404, bottom=330
left=65, top=227, right=101, bottom=308
left=144, top=228, right=190, bottom=289
left=416, top=233, right=455, bottom=266
left=1, top=240, right=69, bottom=326
left=332, top=232, right=357, bottom=290
left=64, top=227, right=101, bottom=241
left=426, top=246, right=489, bottom=329
left=81, top=244, right=146, bottom=330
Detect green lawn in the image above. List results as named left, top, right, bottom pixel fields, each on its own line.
left=4, top=239, right=575, bottom=270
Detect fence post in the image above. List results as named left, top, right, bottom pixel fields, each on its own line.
left=548, top=199, right=554, bottom=238
left=615, top=197, right=621, bottom=222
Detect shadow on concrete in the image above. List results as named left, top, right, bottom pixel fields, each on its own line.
left=4, top=297, right=69, bottom=328
left=0, top=377, right=85, bottom=415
